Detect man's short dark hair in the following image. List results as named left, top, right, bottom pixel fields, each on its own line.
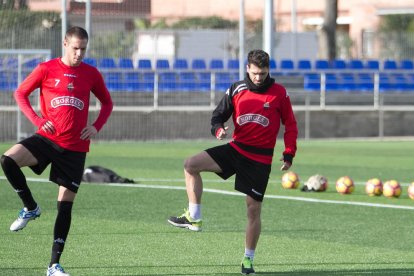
left=65, top=26, right=89, bottom=41
left=247, top=49, right=270, bottom=68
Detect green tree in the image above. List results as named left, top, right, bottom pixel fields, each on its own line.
left=378, top=15, right=414, bottom=59
left=170, top=16, right=237, bottom=29
left=0, top=10, right=61, bottom=56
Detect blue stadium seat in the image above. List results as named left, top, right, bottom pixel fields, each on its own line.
left=215, top=72, right=232, bottom=91
left=23, top=58, right=42, bottom=69
left=269, top=59, right=279, bottom=76
left=391, top=73, right=409, bottom=91
left=280, top=59, right=294, bottom=70
left=139, top=72, right=155, bottom=91
left=405, top=73, right=414, bottom=90
left=365, top=60, right=379, bottom=70
left=330, top=59, right=347, bottom=70
left=196, top=72, right=211, bottom=91
left=6, top=58, right=18, bottom=68
left=379, top=73, right=392, bottom=91
left=0, top=80, right=8, bottom=91
left=227, top=59, right=239, bottom=70
left=156, top=59, right=170, bottom=70
left=119, top=58, right=134, bottom=69
left=210, top=59, right=224, bottom=70
left=400, top=59, right=414, bottom=70
left=158, top=72, right=177, bottom=92
left=173, top=58, right=188, bottom=69
left=178, top=72, right=196, bottom=92
left=348, top=59, right=364, bottom=70
left=83, top=58, right=97, bottom=67
left=325, top=73, right=339, bottom=91
left=315, top=59, right=329, bottom=70
left=137, top=59, right=152, bottom=70
left=356, top=73, right=374, bottom=91
left=383, top=59, right=397, bottom=70
left=0, top=72, right=8, bottom=91
left=104, top=72, right=123, bottom=91
left=303, top=73, right=320, bottom=91
left=99, top=58, right=117, bottom=68
left=339, top=73, right=356, bottom=91
left=191, top=59, right=207, bottom=70
left=269, top=59, right=277, bottom=70
left=297, top=59, right=311, bottom=70
left=124, top=72, right=140, bottom=92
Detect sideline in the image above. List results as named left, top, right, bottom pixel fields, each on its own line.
left=1, top=176, right=413, bottom=211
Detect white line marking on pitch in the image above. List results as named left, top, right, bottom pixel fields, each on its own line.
left=1, top=176, right=413, bottom=210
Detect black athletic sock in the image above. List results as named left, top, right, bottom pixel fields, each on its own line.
left=0, top=155, right=37, bottom=210
left=50, top=201, right=73, bottom=266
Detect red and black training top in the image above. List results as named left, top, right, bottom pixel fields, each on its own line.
left=14, top=58, right=113, bottom=152
left=211, top=74, right=298, bottom=165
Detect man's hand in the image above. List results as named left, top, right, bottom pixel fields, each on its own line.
left=41, top=120, right=55, bottom=134
left=279, top=156, right=292, bottom=171
left=80, top=125, right=98, bottom=140
left=215, top=126, right=229, bottom=140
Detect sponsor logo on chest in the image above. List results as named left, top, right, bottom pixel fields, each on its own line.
left=236, top=113, right=269, bottom=127
left=51, top=96, right=84, bottom=110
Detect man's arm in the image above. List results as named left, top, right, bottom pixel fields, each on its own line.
left=210, top=89, right=233, bottom=138
left=14, top=65, right=48, bottom=128
left=91, top=71, right=114, bottom=132
left=280, top=90, right=298, bottom=170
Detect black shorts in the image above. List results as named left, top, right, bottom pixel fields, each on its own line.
left=205, top=143, right=271, bottom=202
left=19, top=134, right=86, bottom=193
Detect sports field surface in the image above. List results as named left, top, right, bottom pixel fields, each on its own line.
left=1, top=139, right=414, bottom=275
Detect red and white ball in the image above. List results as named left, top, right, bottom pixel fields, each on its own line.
left=407, top=183, right=414, bottom=200
left=365, top=178, right=383, bottom=196
left=336, top=176, right=355, bottom=194
left=281, top=171, right=300, bottom=189
left=382, top=180, right=401, bottom=198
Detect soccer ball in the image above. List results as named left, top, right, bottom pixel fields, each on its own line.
left=382, top=180, right=401, bottom=198
left=408, top=183, right=414, bottom=200
left=365, top=178, right=383, bottom=196
left=336, top=176, right=354, bottom=194
left=303, top=174, right=328, bottom=192
left=281, top=171, right=300, bottom=189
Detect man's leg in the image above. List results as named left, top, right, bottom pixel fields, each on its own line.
left=48, top=186, right=76, bottom=274
left=242, top=195, right=262, bottom=274
left=168, top=151, right=221, bottom=231
left=1, top=144, right=41, bottom=231
left=245, top=195, right=262, bottom=251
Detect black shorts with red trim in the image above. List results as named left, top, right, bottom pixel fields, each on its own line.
left=19, top=134, right=86, bottom=193
left=205, top=143, right=271, bottom=202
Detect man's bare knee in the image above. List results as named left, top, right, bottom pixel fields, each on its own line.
left=184, top=156, right=199, bottom=174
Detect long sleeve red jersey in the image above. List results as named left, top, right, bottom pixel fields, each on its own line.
left=211, top=76, right=298, bottom=164
left=14, top=58, right=113, bottom=152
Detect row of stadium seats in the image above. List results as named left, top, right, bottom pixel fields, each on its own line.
left=0, top=60, right=414, bottom=92
left=304, top=73, right=414, bottom=92
left=3, top=70, right=414, bottom=92
left=1, top=56, right=414, bottom=71
left=81, top=57, right=414, bottom=71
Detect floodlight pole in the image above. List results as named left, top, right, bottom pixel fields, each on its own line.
left=61, top=0, right=67, bottom=56
left=263, top=0, right=274, bottom=58
left=85, top=0, right=91, bottom=57
left=290, top=0, right=297, bottom=60
left=239, top=0, right=245, bottom=80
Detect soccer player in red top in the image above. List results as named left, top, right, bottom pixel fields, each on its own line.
left=0, top=26, right=113, bottom=276
left=168, top=49, right=298, bottom=275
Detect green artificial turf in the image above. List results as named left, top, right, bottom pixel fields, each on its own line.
left=1, top=140, right=414, bottom=275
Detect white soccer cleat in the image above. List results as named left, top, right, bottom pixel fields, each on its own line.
left=47, top=263, right=70, bottom=276
left=10, top=205, right=41, bottom=232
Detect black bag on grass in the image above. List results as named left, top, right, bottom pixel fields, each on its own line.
left=82, top=165, right=135, bottom=184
